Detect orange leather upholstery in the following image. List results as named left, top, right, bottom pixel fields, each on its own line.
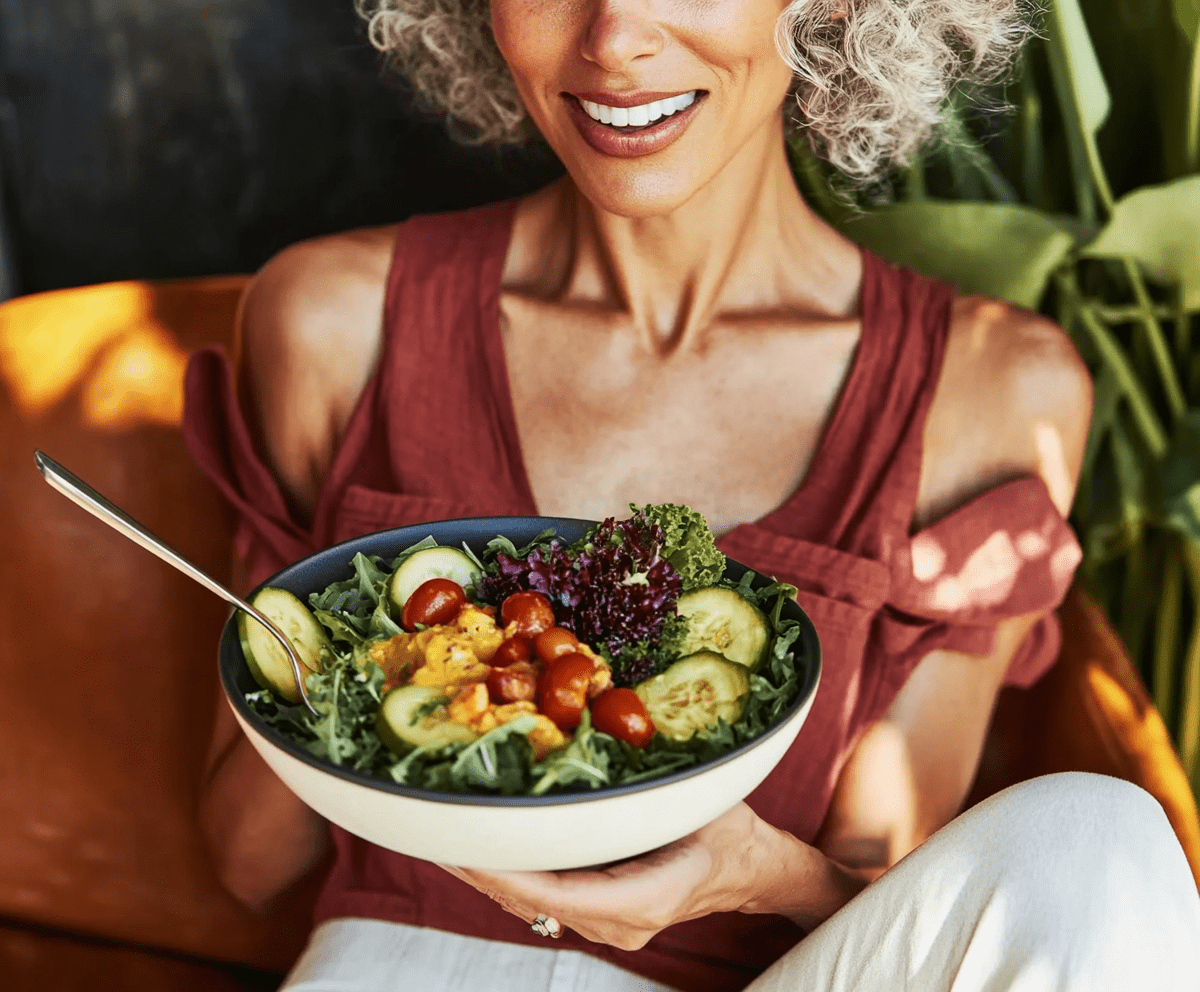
left=968, top=582, right=1200, bottom=889
left=0, top=278, right=316, bottom=986
left=2, top=277, right=1197, bottom=988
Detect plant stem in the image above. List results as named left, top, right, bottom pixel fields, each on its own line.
left=1177, top=289, right=1193, bottom=376
left=1121, top=257, right=1188, bottom=421
left=1187, top=29, right=1200, bottom=174
left=1074, top=303, right=1169, bottom=459
left=1178, top=541, right=1200, bottom=785
left=1094, top=304, right=1177, bottom=323
left=906, top=154, right=926, bottom=201
left=1155, top=538, right=1183, bottom=726
left=1020, top=71, right=1043, bottom=207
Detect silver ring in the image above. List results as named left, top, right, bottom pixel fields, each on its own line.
left=531, top=913, right=562, bottom=938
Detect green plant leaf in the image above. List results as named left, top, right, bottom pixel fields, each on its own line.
left=1047, top=0, right=1112, bottom=139
left=1151, top=410, right=1200, bottom=542
left=840, top=201, right=1077, bottom=309
left=1082, top=176, right=1200, bottom=311
left=1080, top=364, right=1120, bottom=484
left=1175, top=0, right=1199, bottom=41
left=1045, top=0, right=1115, bottom=217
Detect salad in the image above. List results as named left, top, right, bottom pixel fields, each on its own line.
left=240, top=505, right=806, bottom=796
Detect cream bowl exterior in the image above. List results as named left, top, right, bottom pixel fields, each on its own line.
left=219, top=515, right=822, bottom=871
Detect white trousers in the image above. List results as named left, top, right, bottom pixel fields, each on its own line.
left=281, top=773, right=1200, bottom=992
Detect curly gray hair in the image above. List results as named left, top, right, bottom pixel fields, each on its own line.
left=356, top=0, right=1033, bottom=184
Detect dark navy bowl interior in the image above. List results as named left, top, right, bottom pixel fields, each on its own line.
left=219, top=516, right=821, bottom=806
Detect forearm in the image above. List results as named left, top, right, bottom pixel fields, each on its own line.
left=201, top=727, right=329, bottom=911
left=741, top=815, right=868, bottom=931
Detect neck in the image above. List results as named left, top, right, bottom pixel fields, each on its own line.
left=542, top=119, right=853, bottom=354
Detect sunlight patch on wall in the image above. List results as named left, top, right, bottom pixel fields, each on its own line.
left=80, top=328, right=187, bottom=429
left=0, top=281, right=187, bottom=429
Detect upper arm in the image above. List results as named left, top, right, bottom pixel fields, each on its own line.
left=234, top=226, right=397, bottom=524
left=817, top=297, right=1093, bottom=875
left=915, top=295, right=1093, bottom=524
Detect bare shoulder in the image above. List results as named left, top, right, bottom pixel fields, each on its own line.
left=916, top=294, right=1094, bottom=527
left=236, top=224, right=399, bottom=522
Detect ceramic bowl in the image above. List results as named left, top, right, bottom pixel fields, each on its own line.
left=218, top=516, right=821, bottom=870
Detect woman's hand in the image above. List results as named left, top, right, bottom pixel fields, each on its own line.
left=440, top=802, right=865, bottom=949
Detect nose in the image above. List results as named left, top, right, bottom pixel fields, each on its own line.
left=579, top=0, right=664, bottom=71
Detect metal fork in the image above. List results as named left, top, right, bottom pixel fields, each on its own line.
left=34, top=449, right=318, bottom=716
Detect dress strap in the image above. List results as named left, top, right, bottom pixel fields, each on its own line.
left=307, top=200, right=529, bottom=546
left=765, top=252, right=957, bottom=560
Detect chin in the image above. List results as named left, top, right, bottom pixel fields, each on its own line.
left=567, top=158, right=714, bottom=219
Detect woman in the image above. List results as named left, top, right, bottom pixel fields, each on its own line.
left=183, top=0, right=1200, bottom=988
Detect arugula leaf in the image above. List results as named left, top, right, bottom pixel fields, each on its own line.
left=313, top=608, right=371, bottom=649
left=250, top=510, right=810, bottom=798
left=370, top=595, right=404, bottom=638
left=482, top=528, right=560, bottom=569
left=352, top=553, right=390, bottom=604
left=530, top=710, right=612, bottom=795
left=449, top=716, right=539, bottom=793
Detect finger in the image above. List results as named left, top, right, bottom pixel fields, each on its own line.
left=439, top=866, right=569, bottom=937
left=530, top=913, right=565, bottom=939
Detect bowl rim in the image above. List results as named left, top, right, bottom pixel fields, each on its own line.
left=219, top=515, right=822, bottom=807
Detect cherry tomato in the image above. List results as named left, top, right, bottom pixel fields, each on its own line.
left=491, top=636, right=533, bottom=668
left=590, top=688, right=655, bottom=749
left=537, top=653, right=594, bottom=730
left=486, top=660, right=539, bottom=704
left=500, top=591, right=556, bottom=637
left=401, top=578, right=467, bottom=630
left=534, top=626, right=579, bottom=662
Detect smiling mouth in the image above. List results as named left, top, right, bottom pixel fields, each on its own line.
left=575, top=91, right=700, bottom=131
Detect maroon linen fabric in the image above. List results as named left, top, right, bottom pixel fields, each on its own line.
left=182, top=200, right=1081, bottom=992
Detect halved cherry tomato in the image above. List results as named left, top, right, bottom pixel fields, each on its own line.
left=590, top=688, right=655, bottom=748
left=500, top=591, right=556, bottom=637
left=486, top=660, right=539, bottom=704
left=537, top=652, right=594, bottom=730
left=492, top=636, right=533, bottom=668
left=534, top=626, right=579, bottom=662
left=401, top=578, right=467, bottom=630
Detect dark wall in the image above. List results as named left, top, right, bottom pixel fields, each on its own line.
left=0, top=0, right=561, bottom=297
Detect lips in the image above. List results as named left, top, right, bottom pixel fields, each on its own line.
left=563, top=90, right=707, bottom=159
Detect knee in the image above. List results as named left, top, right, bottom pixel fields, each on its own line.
left=975, top=773, right=1199, bottom=954
left=942, top=774, right=1198, bottom=985
left=984, top=772, right=1175, bottom=858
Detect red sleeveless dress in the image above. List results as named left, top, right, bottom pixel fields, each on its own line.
left=183, top=200, right=1081, bottom=992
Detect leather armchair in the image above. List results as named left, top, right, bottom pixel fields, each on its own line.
left=1, top=277, right=1196, bottom=989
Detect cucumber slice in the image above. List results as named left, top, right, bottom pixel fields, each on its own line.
left=376, top=684, right=479, bottom=752
left=675, top=586, right=770, bottom=671
left=635, top=651, right=750, bottom=741
left=387, top=546, right=483, bottom=614
left=238, top=587, right=330, bottom=703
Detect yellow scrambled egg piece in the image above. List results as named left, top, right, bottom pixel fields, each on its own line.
left=366, top=606, right=503, bottom=691
left=367, top=604, right=597, bottom=760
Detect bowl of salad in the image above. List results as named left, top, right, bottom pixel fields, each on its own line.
left=218, top=505, right=821, bottom=870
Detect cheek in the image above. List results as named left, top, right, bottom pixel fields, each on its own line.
left=689, top=2, right=791, bottom=93
left=491, top=0, right=576, bottom=99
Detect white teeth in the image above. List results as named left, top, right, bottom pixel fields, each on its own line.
left=579, top=91, right=698, bottom=128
